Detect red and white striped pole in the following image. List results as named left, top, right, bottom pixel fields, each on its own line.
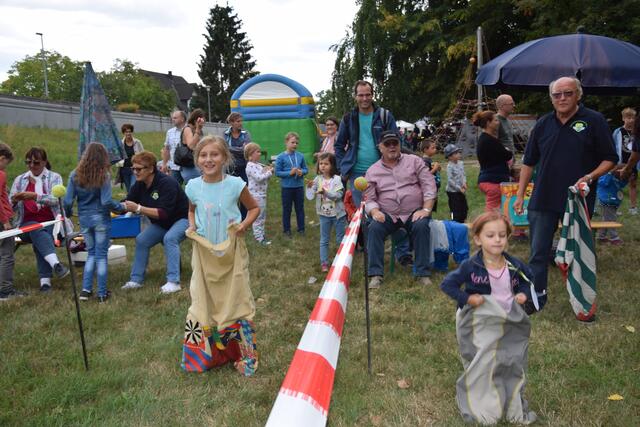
left=266, top=205, right=364, bottom=427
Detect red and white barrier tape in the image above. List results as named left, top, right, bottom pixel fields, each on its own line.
left=266, top=205, right=364, bottom=427
left=0, top=219, right=61, bottom=242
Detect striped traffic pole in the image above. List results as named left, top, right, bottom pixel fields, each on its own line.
left=266, top=205, right=364, bottom=427
left=0, top=219, right=60, bottom=241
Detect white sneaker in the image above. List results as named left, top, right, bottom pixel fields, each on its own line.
left=121, top=281, right=142, bottom=290
left=160, top=282, right=181, bottom=294
left=630, top=207, right=638, bottom=215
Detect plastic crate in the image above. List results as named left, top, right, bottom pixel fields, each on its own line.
left=110, top=215, right=141, bottom=238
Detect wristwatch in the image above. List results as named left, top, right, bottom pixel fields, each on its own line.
left=136, top=204, right=142, bottom=214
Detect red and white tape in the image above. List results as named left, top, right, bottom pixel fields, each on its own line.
left=0, top=219, right=61, bottom=242
left=266, top=205, right=364, bottom=427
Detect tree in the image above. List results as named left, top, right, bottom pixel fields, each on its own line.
left=315, top=89, right=340, bottom=122
left=196, top=5, right=258, bottom=122
left=0, top=51, right=84, bottom=102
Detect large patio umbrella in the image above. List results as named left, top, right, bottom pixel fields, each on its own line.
left=476, top=33, right=640, bottom=95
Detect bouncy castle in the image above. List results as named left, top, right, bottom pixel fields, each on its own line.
left=230, top=74, right=318, bottom=162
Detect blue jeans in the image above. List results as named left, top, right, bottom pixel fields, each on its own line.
left=281, top=187, right=305, bottom=233
left=129, top=218, right=189, bottom=284
left=367, top=212, right=431, bottom=277
left=319, top=215, right=346, bottom=264
left=180, top=166, right=200, bottom=185
left=171, top=169, right=184, bottom=185
left=20, top=221, right=56, bottom=279
left=527, top=209, right=562, bottom=309
left=80, top=214, right=110, bottom=296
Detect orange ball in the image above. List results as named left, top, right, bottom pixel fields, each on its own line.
left=354, top=176, right=368, bottom=192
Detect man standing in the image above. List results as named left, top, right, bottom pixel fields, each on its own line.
left=364, top=131, right=437, bottom=289
left=496, top=94, right=517, bottom=156
left=161, top=110, right=187, bottom=184
left=513, top=77, right=617, bottom=309
left=335, top=80, right=398, bottom=206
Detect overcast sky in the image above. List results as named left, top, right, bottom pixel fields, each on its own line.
left=0, top=0, right=358, bottom=96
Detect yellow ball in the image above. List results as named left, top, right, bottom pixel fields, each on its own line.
left=469, top=57, right=476, bottom=63
left=52, top=184, right=67, bottom=198
left=354, top=176, right=368, bottom=192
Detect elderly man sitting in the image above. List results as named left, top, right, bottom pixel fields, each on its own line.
left=364, top=130, right=437, bottom=289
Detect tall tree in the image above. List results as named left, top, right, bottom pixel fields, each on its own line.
left=196, top=5, right=258, bottom=122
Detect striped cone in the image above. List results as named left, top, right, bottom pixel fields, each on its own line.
left=266, top=206, right=364, bottom=427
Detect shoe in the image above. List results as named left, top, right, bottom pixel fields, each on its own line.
left=98, top=291, right=111, bottom=303
left=121, top=281, right=142, bottom=290
left=368, top=276, right=383, bottom=289
left=609, top=238, right=623, bottom=246
left=39, top=283, right=52, bottom=293
left=79, top=290, right=92, bottom=301
left=283, top=231, right=292, bottom=238
left=417, top=276, right=432, bottom=286
left=630, top=207, right=638, bottom=215
left=398, top=255, right=414, bottom=267
left=160, top=282, right=181, bottom=294
left=321, top=262, right=329, bottom=273
left=297, top=230, right=305, bottom=236
left=0, top=290, right=27, bottom=301
left=257, top=239, right=272, bottom=246
left=53, top=263, right=70, bottom=279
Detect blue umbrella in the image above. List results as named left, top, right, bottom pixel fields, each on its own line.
left=476, top=33, right=640, bottom=95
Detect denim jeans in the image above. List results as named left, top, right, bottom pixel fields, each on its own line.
left=367, top=212, right=431, bottom=277
left=527, top=209, right=562, bottom=309
left=129, top=218, right=189, bottom=284
left=80, top=214, right=111, bottom=296
left=281, top=187, right=305, bottom=233
left=171, top=169, right=184, bottom=185
left=319, top=215, right=346, bottom=264
left=20, top=221, right=56, bottom=279
left=180, top=166, right=201, bottom=185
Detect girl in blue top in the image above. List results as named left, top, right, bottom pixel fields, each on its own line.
left=275, top=132, right=308, bottom=236
left=64, top=143, right=124, bottom=302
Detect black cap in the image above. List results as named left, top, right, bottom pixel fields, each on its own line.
left=379, top=130, right=400, bottom=145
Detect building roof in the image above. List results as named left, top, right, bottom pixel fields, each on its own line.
left=140, top=69, right=197, bottom=110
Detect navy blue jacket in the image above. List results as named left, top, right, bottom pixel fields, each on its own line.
left=440, top=251, right=534, bottom=309
left=334, top=104, right=397, bottom=178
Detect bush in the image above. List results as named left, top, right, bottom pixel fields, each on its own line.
left=115, top=103, right=140, bottom=113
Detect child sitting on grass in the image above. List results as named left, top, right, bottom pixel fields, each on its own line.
left=440, top=211, right=537, bottom=425
left=244, top=142, right=273, bottom=245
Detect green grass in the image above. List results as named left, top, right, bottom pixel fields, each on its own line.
left=1, top=125, right=639, bottom=426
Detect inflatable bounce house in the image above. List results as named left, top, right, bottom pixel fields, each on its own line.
left=230, top=74, right=318, bottom=162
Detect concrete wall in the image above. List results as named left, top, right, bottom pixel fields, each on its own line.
left=0, top=94, right=226, bottom=135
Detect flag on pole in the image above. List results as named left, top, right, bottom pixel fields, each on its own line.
left=554, top=184, right=597, bottom=322
left=78, top=62, right=124, bottom=164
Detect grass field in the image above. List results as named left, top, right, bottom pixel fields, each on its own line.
left=0, top=125, right=639, bottom=426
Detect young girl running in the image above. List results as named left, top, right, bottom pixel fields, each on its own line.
left=64, top=143, right=124, bottom=302
left=440, top=211, right=537, bottom=425
left=182, top=135, right=260, bottom=376
left=306, top=152, right=346, bottom=272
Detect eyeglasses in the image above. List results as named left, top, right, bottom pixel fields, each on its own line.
left=551, top=90, right=575, bottom=100
left=382, top=140, right=400, bottom=147
left=131, top=166, right=148, bottom=173
left=25, top=159, right=42, bottom=166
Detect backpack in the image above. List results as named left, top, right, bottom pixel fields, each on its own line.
left=173, top=127, right=194, bottom=167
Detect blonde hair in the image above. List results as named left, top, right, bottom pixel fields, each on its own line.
left=471, top=211, right=513, bottom=239
left=244, top=142, right=261, bottom=160
left=194, top=135, right=234, bottom=173
left=622, top=107, right=637, bottom=118
left=285, top=131, right=299, bottom=142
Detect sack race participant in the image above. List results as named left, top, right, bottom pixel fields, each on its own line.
left=181, top=136, right=259, bottom=376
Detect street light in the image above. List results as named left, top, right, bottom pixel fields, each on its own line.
left=205, top=86, right=211, bottom=122
left=35, top=32, right=49, bottom=98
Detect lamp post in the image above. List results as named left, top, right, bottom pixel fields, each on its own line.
left=206, top=86, right=212, bottom=122
left=35, top=32, right=49, bottom=98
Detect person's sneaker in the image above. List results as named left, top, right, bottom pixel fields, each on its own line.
left=79, top=290, right=92, bottom=301
left=283, top=231, right=292, bottom=238
left=121, top=281, right=142, bottom=290
left=417, top=276, right=432, bottom=286
left=368, top=276, right=383, bottom=289
left=596, top=236, right=608, bottom=243
left=297, top=230, right=305, bottom=236
left=630, top=207, right=638, bottom=215
left=53, top=263, right=70, bottom=279
left=0, top=290, right=27, bottom=301
left=321, top=262, right=329, bottom=273
left=160, top=282, right=181, bottom=294
left=257, top=239, right=272, bottom=246
left=398, top=255, right=414, bottom=267
left=609, top=237, right=624, bottom=246
left=98, top=291, right=111, bottom=303
left=39, top=283, right=52, bottom=293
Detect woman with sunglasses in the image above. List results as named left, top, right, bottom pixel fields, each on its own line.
left=120, top=151, right=189, bottom=294
left=10, top=147, right=70, bottom=292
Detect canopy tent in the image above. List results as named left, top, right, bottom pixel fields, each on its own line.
left=230, top=74, right=318, bottom=162
left=476, top=33, right=640, bottom=95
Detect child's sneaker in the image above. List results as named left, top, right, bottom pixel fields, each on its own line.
left=257, top=238, right=271, bottom=246
left=39, top=283, right=52, bottom=293
left=79, top=290, right=92, bottom=301
left=630, top=207, right=638, bottom=215
left=609, top=237, right=624, bottom=246
left=98, top=291, right=111, bottom=303
left=121, top=281, right=142, bottom=290
left=160, top=282, right=181, bottom=294
left=321, top=262, right=329, bottom=273
left=0, top=290, right=27, bottom=301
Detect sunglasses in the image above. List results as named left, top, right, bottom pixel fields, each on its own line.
left=131, top=166, right=149, bottom=173
left=382, top=140, right=400, bottom=147
left=551, top=90, right=574, bottom=100
left=25, top=159, right=42, bottom=166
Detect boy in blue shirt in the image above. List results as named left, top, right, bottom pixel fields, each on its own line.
left=596, top=168, right=627, bottom=245
left=275, top=132, right=308, bottom=236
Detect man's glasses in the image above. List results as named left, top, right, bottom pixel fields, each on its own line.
left=131, top=166, right=148, bottom=173
left=382, top=140, right=399, bottom=147
left=551, top=90, right=574, bottom=100
left=24, top=159, right=42, bottom=166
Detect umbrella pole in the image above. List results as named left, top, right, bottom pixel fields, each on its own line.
left=57, top=199, right=89, bottom=371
